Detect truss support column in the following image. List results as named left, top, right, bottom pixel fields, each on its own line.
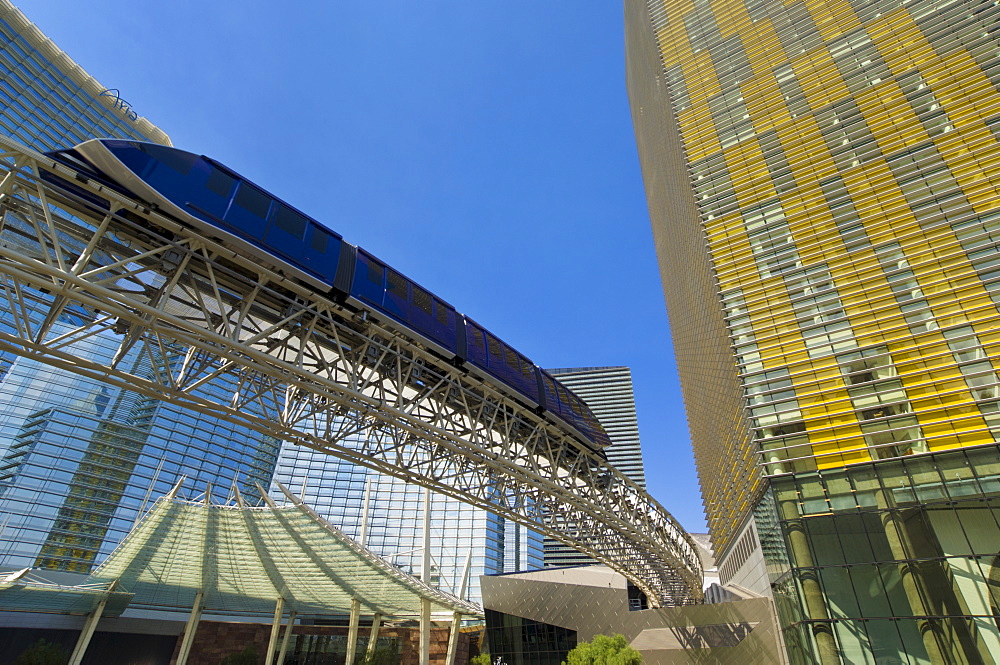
left=366, top=613, right=383, bottom=659
left=346, top=597, right=362, bottom=665
left=420, top=597, right=431, bottom=665
left=265, top=596, right=286, bottom=665
left=276, top=610, right=297, bottom=665
left=175, top=591, right=205, bottom=665
left=68, top=589, right=112, bottom=665
left=445, top=612, right=463, bottom=665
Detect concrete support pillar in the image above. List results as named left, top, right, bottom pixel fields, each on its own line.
left=874, top=490, right=955, bottom=664
left=420, top=597, right=432, bottom=665
left=265, top=597, right=286, bottom=665
left=366, top=613, right=383, bottom=659
left=778, top=497, right=839, bottom=665
left=175, top=591, right=205, bottom=665
left=346, top=597, right=362, bottom=665
left=276, top=610, right=297, bottom=665
left=445, top=612, right=463, bottom=665
left=68, top=592, right=111, bottom=665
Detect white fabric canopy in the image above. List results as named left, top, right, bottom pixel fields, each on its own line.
left=86, top=484, right=481, bottom=618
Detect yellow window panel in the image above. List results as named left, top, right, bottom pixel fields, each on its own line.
left=856, top=83, right=931, bottom=156
left=935, top=130, right=1000, bottom=212
left=713, top=3, right=751, bottom=37
left=794, top=49, right=852, bottom=109
left=801, top=0, right=860, bottom=41
left=868, top=10, right=937, bottom=75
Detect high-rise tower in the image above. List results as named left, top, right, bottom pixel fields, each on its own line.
left=543, top=366, right=647, bottom=568
left=627, top=0, right=1000, bottom=660
left=0, top=0, right=282, bottom=576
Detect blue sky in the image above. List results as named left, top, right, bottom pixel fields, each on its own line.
left=20, top=1, right=707, bottom=532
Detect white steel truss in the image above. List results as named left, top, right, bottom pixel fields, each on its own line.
left=0, top=136, right=702, bottom=605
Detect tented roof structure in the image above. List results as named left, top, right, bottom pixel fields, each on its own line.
left=0, top=569, right=131, bottom=617
left=69, top=482, right=481, bottom=618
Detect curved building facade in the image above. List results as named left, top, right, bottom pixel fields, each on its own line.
left=627, top=0, right=1000, bottom=660
left=0, top=0, right=281, bottom=575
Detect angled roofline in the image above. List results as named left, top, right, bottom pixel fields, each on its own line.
left=0, top=0, right=171, bottom=146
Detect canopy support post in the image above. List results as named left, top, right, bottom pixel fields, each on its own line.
left=276, top=610, right=297, bottom=665
left=360, top=477, right=372, bottom=547
left=444, top=547, right=473, bottom=665
left=366, top=613, right=383, bottom=659
left=446, top=612, right=463, bottom=665
left=458, top=549, right=473, bottom=600
left=421, top=487, right=432, bottom=586
left=420, top=487, right=432, bottom=665
left=175, top=591, right=205, bottom=665
left=420, top=597, right=431, bottom=665
left=346, top=597, right=362, bottom=665
left=265, top=596, right=285, bottom=665
left=68, top=583, right=115, bottom=665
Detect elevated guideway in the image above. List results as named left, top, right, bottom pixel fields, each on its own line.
left=0, top=135, right=703, bottom=605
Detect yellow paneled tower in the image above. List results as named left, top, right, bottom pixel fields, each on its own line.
left=626, top=0, right=1000, bottom=660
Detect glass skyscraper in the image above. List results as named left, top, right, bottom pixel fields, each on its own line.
left=627, top=0, right=1000, bottom=660
left=0, top=0, right=168, bottom=151
left=271, top=432, right=543, bottom=606
left=543, top=366, right=647, bottom=568
left=0, top=1, right=281, bottom=575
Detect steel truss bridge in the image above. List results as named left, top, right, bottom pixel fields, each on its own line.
left=0, top=136, right=702, bottom=605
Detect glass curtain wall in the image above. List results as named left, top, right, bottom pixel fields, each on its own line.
left=762, top=444, right=1000, bottom=664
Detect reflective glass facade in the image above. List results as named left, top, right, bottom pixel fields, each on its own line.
left=0, top=0, right=168, bottom=151
left=0, top=298, right=282, bottom=573
left=0, top=2, right=280, bottom=574
left=762, top=445, right=1000, bottom=663
left=272, top=438, right=543, bottom=606
left=625, top=0, right=1000, bottom=659
left=543, top=367, right=647, bottom=568
left=484, top=609, right=577, bottom=665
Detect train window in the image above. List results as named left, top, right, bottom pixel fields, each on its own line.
left=434, top=298, right=450, bottom=326
left=487, top=336, right=504, bottom=369
left=384, top=270, right=408, bottom=318
left=274, top=204, right=307, bottom=239
left=140, top=143, right=196, bottom=176
left=108, top=141, right=153, bottom=177
left=470, top=326, right=486, bottom=351
left=519, top=355, right=535, bottom=382
left=542, top=374, right=562, bottom=410
left=505, top=347, right=521, bottom=374
left=311, top=226, right=331, bottom=253
left=206, top=167, right=235, bottom=198
left=352, top=252, right=385, bottom=308
left=233, top=182, right=270, bottom=219
left=557, top=385, right=575, bottom=413
left=413, top=286, right=433, bottom=316
left=387, top=270, right=407, bottom=298
left=366, top=257, right=384, bottom=285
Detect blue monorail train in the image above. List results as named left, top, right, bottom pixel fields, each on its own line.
left=44, top=139, right=611, bottom=453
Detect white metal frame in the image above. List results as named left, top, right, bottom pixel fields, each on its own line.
left=0, top=136, right=701, bottom=605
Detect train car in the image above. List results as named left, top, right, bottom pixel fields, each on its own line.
left=54, top=138, right=611, bottom=454
left=70, top=139, right=345, bottom=294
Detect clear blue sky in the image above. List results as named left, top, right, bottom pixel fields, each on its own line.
left=19, top=1, right=708, bottom=532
